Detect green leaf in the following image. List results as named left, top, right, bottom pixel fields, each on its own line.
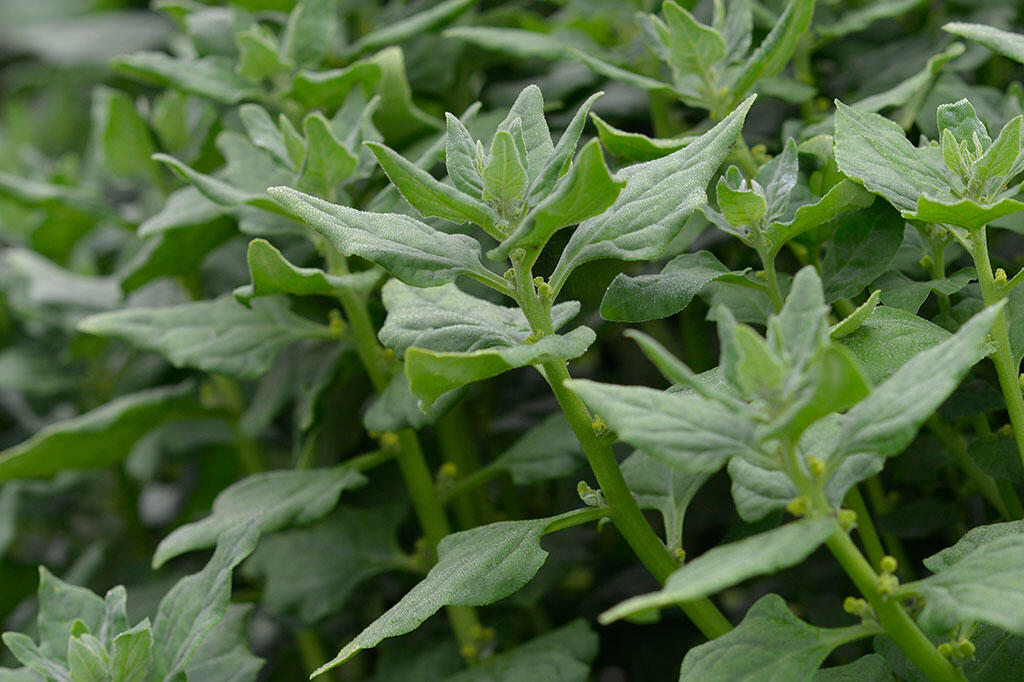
left=936, top=99, right=990, bottom=150
left=817, top=0, right=926, bottom=40
left=677, top=594, right=871, bottom=681
left=2, top=632, right=68, bottom=680
left=902, top=534, right=1024, bottom=634
left=152, top=153, right=288, bottom=216
left=68, top=634, right=108, bottom=682
left=600, top=251, right=752, bottom=322
left=873, top=268, right=975, bottom=314
left=109, top=622, right=152, bottom=682
left=348, top=0, right=475, bottom=56
left=923, top=520, right=1024, bottom=573
left=366, top=141, right=498, bottom=230
left=184, top=605, right=262, bottom=682
left=300, top=112, right=359, bottom=195
left=234, top=239, right=380, bottom=305
left=814, top=655, right=893, bottom=681
left=312, top=512, right=579, bottom=676
left=716, top=176, right=767, bottom=227
left=79, top=296, right=334, bottom=380
left=113, top=53, right=259, bottom=104
left=824, top=303, right=999, bottom=465
left=571, top=48, right=675, bottom=94
left=497, top=85, right=554, bottom=183
left=830, top=289, right=881, bottom=339
left=444, top=620, right=597, bottom=682
left=838, top=305, right=951, bottom=383
left=489, top=414, right=585, bottom=485
left=529, top=92, right=603, bottom=199
left=121, top=216, right=236, bottom=293
left=151, top=517, right=262, bottom=681
left=565, top=379, right=759, bottom=474
left=482, top=130, right=529, bottom=217
left=0, top=384, right=201, bottom=481
left=290, top=59, right=382, bottom=111
left=943, top=22, right=1024, bottom=64
left=600, top=519, right=837, bottom=623
left=834, top=100, right=950, bottom=213
left=911, top=195, right=1024, bottom=231
left=659, top=2, right=727, bottom=81
left=91, top=86, right=158, bottom=181
left=821, top=203, right=905, bottom=301
left=763, top=180, right=875, bottom=255
left=280, top=0, right=336, bottom=67
left=153, top=465, right=366, bottom=567
left=36, top=568, right=105, bottom=662
left=268, top=187, right=502, bottom=289
left=730, top=0, right=815, bottom=102
left=550, top=95, right=754, bottom=291
left=621, top=451, right=709, bottom=550
left=492, top=139, right=624, bottom=258
left=243, top=504, right=407, bottom=623
left=444, top=113, right=483, bottom=196
left=442, top=26, right=573, bottom=61
left=235, top=26, right=291, bottom=82
left=363, top=373, right=466, bottom=433
left=590, top=112, right=691, bottom=162
left=377, top=280, right=581, bottom=356
left=406, top=327, right=595, bottom=407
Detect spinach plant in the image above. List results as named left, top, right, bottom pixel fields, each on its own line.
left=5, top=0, right=1024, bottom=681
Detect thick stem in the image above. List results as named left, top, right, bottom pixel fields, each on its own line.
left=825, top=530, right=965, bottom=682
left=971, top=227, right=1024, bottom=472
left=510, top=256, right=731, bottom=638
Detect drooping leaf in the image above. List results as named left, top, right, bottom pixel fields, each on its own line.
left=79, top=296, right=335, bottom=380
left=943, top=22, right=1024, bottom=65
left=313, top=511, right=584, bottom=676
left=590, top=113, right=691, bottom=162
left=153, top=465, right=366, bottom=567
left=601, top=519, right=837, bottom=623
left=676, top=594, right=871, bottom=681
left=0, top=384, right=202, bottom=481
left=234, top=239, right=380, bottom=304
left=113, top=53, right=259, bottom=104
left=621, top=451, right=710, bottom=549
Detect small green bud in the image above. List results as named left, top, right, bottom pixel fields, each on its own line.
left=995, top=268, right=1008, bottom=286
left=998, top=423, right=1015, bottom=438
left=938, top=642, right=953, bottom=658
left=919, top=255, right=934, bottom=272
left=328, top=309, right=346, bottom=336
left=378, top=431, right=401, bottom=451
left=756, top=270, right=768, bottom=281
left=879, top=555, right=898, bottom=574
left=837, top=508, right=858, bottom=530
left=439, top=461, right=458, bottom=479
left=807, top=456, right=826, bottom=477
left=503, top=268, right=515, bottom=281
left=672, top=547, right=686, bottom=564
left=537, top=280, right=554, bottom=301
left=786, top=496, right=809, bottom=517
left=842, top=596, right=866, bottom=615
left=877, top=573, right=899, bottom=596
left=577, top=481, right=604, bottom=507
left=592, top=415, right=608, bottom=437
left=953, top=638, right=975, bottom=660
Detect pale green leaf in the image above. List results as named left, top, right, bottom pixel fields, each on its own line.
left=570, top=49, right=675, bottom=94
left=151, top=517, right=262, bottom=682
left=348, top=0, right=475, bottom=56
left=730, top=0, right=814, bottom=102
left=565, top=379, right=759, bottom=474
left=496, top=85, right=554, bottom=183
left=68, top=634, right=108, bottom=682
left=153, top=465, right=366, bottom=567
left=184, top=605, right=262, bottom=682
left=112, top=53, right=259, bottom=104
left=482, top=130, right=528, bottom=216
left=813, top=655, right=893, bottom=681
left=300, top=112, right=359, bottom=195
left=235, top=27, right=291, bottom=83
left=109, top=622, right=152, bottom=682
left=444, top=113, right=483, bottom=196
left=601, top=519, right=837, bottom=622
left=489, top=414, right=585, bottom=485
left=838, top=305, right=951, bottom=382
left=817, top=0, right=926, bottom=40
left=280, top=0, right=336, bottom=67
left=91, top=86, right=158, bottom=181
left=363, top=372, right=466, bottom=433
left=943, top=22, right=1024, bottom=64
left=910, top=195, right=1024, bottom=231
left=79, top=297, right=334, bottom=380
left=763, top=180, right=874, bottom=254
left=551, top=95, right=754, bottom=291
left=152, top=153, right=289, bottom=216
left=923, top=520, right=1024, bottom=573
left=659, top=2, right=727, bottom=80
left=366, top=141, right=498, bottom=230
left=621, top=451, right=709, bottom=550
left=268, top=187, right=502, bottom=289
left=590, top=112, right=691, bottom=162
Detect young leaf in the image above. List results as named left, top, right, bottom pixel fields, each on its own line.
left=676, top=594, right=873, bottom=681
left=300, top=112, right=359, bottom=195
left=763, top=180, right=874, bottom=255
left=482, top=130, right=529, bottom=217
left=234, top=238, right=380, bottom=305
left=550, top=95, right=754, bottom=292
left=239, top=104, right=293, bottom=170
left=184, top=605, right=262, bottom=682
left=151, top=517, right=262, bottom=681
left=601, top=519, right=837, bottom=622
left=529, top=92, right=603, bottom=198
left=79, top=296, right=335, bottom=380
left=0, top=384, right=201, bottom=481
left=444, top=113, right=483, bottom=196
left=912, top=195, right=1024, bottom=231
left=153, top=465, right=366, bottom=567
left=109, top=621, right=152, bottom=682
left=405, top=327, right=596, bottom=407
left=496, top=85, right=554, bottom=183
left=365, top=141, right=499, bottom=230
left=91, top=86, right=158, bottom=181
left=621, top=451, right=710, bottom=550
left=590, top=112, right=691, bottom=162
left=600, top=251, right=752, bottom=322
left=659, top=1, right=727, bottom=82
left=313, top=512, right=581, bottom=676
left=68, top=633, right=109, bottom=680
left=729, top=0, right=815, bottom=103
left=112, top=53, right=259, bottom=104
left=564, top=379, right=760, bottom=473
left=492, top=139, right=625, bottom=258
left=268, top=187, right=505, bottom=289
left=280, top=0, right=336, bottom=67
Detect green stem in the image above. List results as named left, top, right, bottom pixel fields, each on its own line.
left=971, top=227, right=1024, bottom=472
left=927, top=234, right=952, bottom=314
left=928, top=415, right=1016, bottom=520
left=732, top=136, right=761, bottom=178
left=510, top=255, right=731, bottom=639
left=436, top=405, right=493, bottom=527
left=782, top=442, right=963, bottom=682
left=825, top=530, right=966, bottom=682
left=211, top=375, right=263, bottom=474
left=844, top=486, right=886, bottom=568
left=758, top=247, right=785, bottom=313
left=327, top=250, right=483, bottom=659
left=863, top=475, right=915, bottom=581
left=296, top=629, right=344, bottom=682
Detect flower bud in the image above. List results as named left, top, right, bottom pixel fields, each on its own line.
left=786, top=496, right=809, bottom=517
left=879, top=555, right=898, bottom=574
